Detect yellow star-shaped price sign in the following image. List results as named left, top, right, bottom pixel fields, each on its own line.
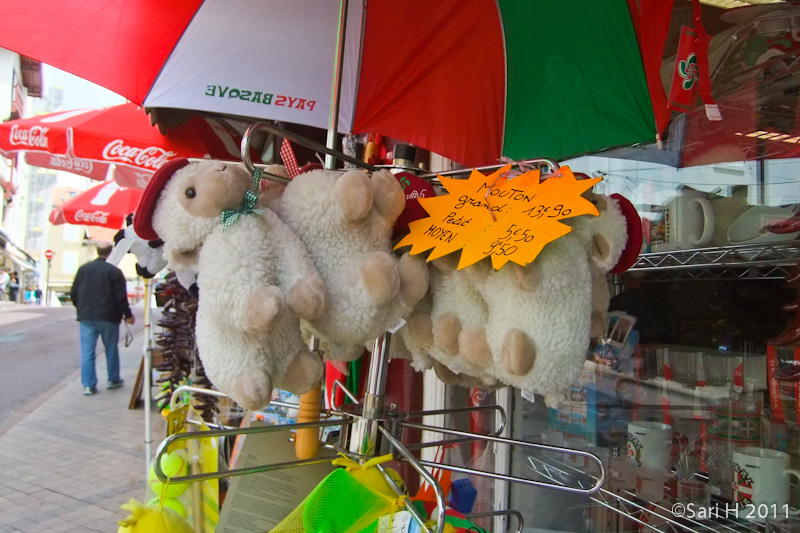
left=394, top=167, right=501, bottom=261
left=395, top=164, right=602, bottom=269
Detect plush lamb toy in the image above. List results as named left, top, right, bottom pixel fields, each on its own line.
left=133, top=159, right=328, bottom=410
left=395, top=256, right=498, bottom=388
left=467, top=192, right=639, bottom=406
left=271, top=167, right=429, bottom=361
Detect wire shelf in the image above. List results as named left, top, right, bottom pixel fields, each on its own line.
left=625, top=240, right=800, bottom=281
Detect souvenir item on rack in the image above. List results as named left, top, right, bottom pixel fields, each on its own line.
left=270, top=454, right=407, bottom=533
left=568, top=193, right=637, bottom=340
left=134, top=159, right=327, bottom=409
left=112, top=214, right=168, bottom=278
left=117, top=498, right=194, bottom=533
left=272, top=167, right=430, bottom=361
left=399, top=256, right=498, bottom=389
left=469, top=192, right=637, bottom=406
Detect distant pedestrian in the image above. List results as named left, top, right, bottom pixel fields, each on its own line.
left=70, top=242, right=135, bottom=396
left=7, top=272, right=18, bottom=302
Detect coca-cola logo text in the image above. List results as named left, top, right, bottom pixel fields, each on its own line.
left=102, top=140, right=177, bottom=170
left=9, top=125, right=49, bottom=149
left=74, top=209, right=109, bottom=224
left=49, top=153, right=93, bottom=173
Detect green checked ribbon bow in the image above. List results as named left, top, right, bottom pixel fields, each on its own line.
left=220, top=169, right=265, bottom=231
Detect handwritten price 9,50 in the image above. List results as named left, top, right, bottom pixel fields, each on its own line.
left=521, top=204, right=571, bottom=219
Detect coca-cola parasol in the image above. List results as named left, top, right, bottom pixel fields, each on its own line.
left=49, top=181, right=142, bottom=229
left=0, top=103, right=245, bottom=189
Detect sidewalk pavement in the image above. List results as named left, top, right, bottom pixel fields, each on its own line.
left=0, top=321, right=166, bottom=532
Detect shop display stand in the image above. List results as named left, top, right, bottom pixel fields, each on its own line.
left=152, top=124, right=607, bottom=533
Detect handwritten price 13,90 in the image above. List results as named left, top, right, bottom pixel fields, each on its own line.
left=521, top=204, right=571, bottom=219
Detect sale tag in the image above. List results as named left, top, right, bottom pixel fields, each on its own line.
left=395, top=164, right=601, bottom=269
left=394, top=168, right=497, bottom=261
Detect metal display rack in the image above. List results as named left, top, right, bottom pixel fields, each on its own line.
left=150, top=123, right=607, bottom=533
left=150, top=122, right=796, bottom=532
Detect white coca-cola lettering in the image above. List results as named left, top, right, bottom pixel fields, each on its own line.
left=9, top=125, right=49, bottom=148
left=102, top=140, right=177, bottom=170
left=49, top=153, right=93, bottom=173
left=74, top=209, right=110, bottom=224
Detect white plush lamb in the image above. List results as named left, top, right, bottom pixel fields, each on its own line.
left=133, top=159, right=327, bottom=410
left=272, top=167, right=429, bottom=361
left=470, top=191, right=636, bottom=405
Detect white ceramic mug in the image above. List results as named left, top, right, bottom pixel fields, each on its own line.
left=732, top=447, right=800, bottom=520
left=651, top=188, right=715, bottom=252
left=627, top=421, right=673, bottom=471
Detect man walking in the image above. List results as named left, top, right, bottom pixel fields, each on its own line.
left=70, top=242, right=135, bottom=396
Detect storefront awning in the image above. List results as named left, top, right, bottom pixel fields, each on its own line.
left=0, top=226, right=35, bottom=270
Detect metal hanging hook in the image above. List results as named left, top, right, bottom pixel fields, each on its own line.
left=240, top=122, right=378, bottom=184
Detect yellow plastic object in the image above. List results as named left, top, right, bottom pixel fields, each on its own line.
left=117, top=499, right=194, bottom=533
left=295, top=382, right=322, bottom=460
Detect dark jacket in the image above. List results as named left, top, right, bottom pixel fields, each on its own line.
left=70, top=258, right=133, bottom=323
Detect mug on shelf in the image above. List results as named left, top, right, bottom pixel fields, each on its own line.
left=650, top=188, right=715, bottom=252
left=627, top=421, right=673, bottom=471
left=732, top=447, right=800, bottom=521
left=669, top=351, right=699, bottom=387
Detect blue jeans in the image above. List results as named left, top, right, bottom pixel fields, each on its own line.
left=79, top=320, right=121, bottom=389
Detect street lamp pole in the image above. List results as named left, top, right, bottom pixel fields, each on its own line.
left=43, top=249, right=54, bottom=306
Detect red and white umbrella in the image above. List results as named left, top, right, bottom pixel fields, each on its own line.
left=0, top=103, right=245, bottom=189
left=49, top=181, right=142, bottom=229
left=0, top=0, right=687, bottom=168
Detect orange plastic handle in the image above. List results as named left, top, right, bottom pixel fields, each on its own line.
left=295, top=381, right=322, bottom=460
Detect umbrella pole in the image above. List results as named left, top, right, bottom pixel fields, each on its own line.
left=142, top=277, right=153, bottom=474
left=324, top=0, right=349, bottom=169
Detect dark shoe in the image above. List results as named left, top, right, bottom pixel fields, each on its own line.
left=84, top=386, right=97, bottom=396
left=107, top=379, right=124, bottom=390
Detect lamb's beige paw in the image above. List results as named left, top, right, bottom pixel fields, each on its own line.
left=433, top=361, right=462, bottom=386
left=433, top=313, right=462, bottom=356
left=281, top=350, right=323, bottom=395
left=288, top=276, right=327, bottom=321
left=335, top=170, right=373, bottom=222
left=501, top=329, right=535, bottom=375
left=231, top=368, right=272, bottom=410
left=371, top=169, right=405, bottom=223
left=460, top=326, right=492, bottom=366
left=243, top=286, right=285, bottom=332
left=398, top=252, right=429, bottom=306
left=407, top=311, right=433, bottom=348
left=362, top=251, right=400, bottom=305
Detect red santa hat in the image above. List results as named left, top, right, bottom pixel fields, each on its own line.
left=133, top=158, right=191, bottom=241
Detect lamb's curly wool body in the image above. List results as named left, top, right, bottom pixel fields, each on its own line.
left=475, top=234, right=593, bottom=406
left=146, top=160, right=326, bottom=410
left=274, top=168, right=429, bottom=361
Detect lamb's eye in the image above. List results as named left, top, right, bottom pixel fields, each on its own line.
left=185, top=187, right=196, bottom=199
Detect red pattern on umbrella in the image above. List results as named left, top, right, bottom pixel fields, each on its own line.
left=49, top=181, right=143, bottom=229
